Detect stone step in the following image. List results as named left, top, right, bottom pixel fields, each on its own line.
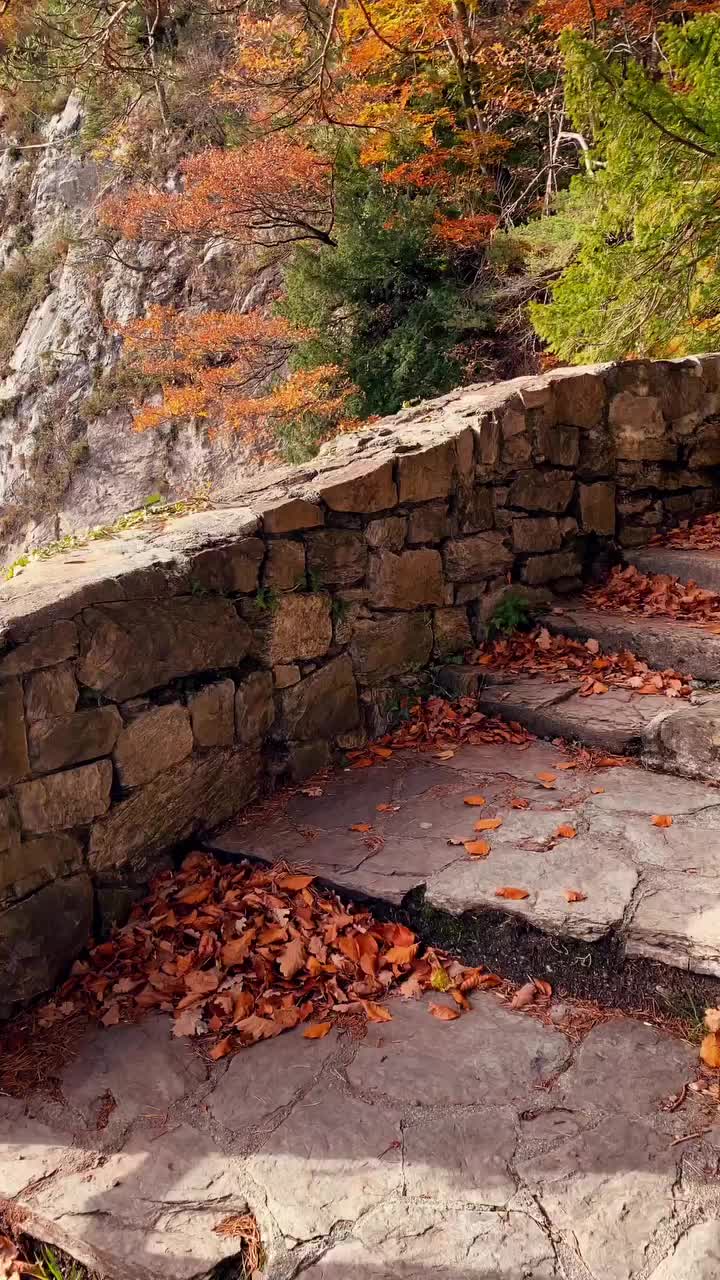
left=542, top=604, right=720, bottom=683
left=627, top=546, right=720, bottom=593
left=207, top=737, right=720, bottom=978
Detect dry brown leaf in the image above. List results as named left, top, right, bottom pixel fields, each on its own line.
left=451, top=987, right=471, bottom=1010
left=277, top=873, right=315, bottom=890
left=555, top=824, right=577, bottom=839
left=350, top=823, right=372, bottom=833
left=429, top=1002, right=460, bottom=1021
left=511, top=981, right=538, bottom=1010
left=464, top=840, right=491, bottom=858
left=591, top=787, right=605, bottom=795
left=495, top=886, right=530, bottom=900
left=474, top=817, right=503, bottom=831
left=700, top=1033, right=720, bottom=1069
left=384, top=943, right=419, bottom=965
left=338, top=934, right=361, bottom=964
left=510, top=797, right=529, bottom=809
left=209, top=1037, right=234, bottom=1061
left=173, top=1007, right=203, bottom=1037
left=232, top=991, right=254, bottom=1023
left=536, top=772, right=557, bottom=784
left=705, top=1008, right=720, bottom=1033
left=279, top=937, right=306, bottom=979
left=101, top=1002, right=120, bottom=1027
left=235, top=1013, right=279, bottom=1043
left=463, top=795, right=486, bottom=806
left=362, top=999, right=393, bottom=1023
left=221, top=930, right=256, bottom=969
left=651, top=814, right=673, bottom=828
left=564, top=889, right=587, bottom=903
left=304, top=1022, right=332, bottom=1039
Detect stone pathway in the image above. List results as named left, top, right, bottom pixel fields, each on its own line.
left=210, top=738, right=720, bottom=977
left=4, top=990, right=720, bottom=1279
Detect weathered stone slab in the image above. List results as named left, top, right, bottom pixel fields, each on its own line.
left=249, top=593, right=332, bottom=664
left=278, top=655, right=359, bottom=741
left=191, top=536, right=264, bottom=593
left=407, top=503, right=449, bottom=544
left=16, top=760, right=112, bottom=834
left=579, top=480, right=616, bottom=535
left=0, top=795, right=19, bottom=853
left=306, top=529, right=368, bottom=587
left=263, top=538, right=305, bottom=590
left=76, top=599, right=251, bottom=700
left=114, top=704, right=193, bottom=787
left=249, top=1086, right=403, bottom=1239
left=534, top=422, right=579, bottom=467
left=442, top=532, right=513, bottom=582
left=350, top=613, right=433, bottom=685
left=433, top=606, right=472, bottom=656
left=24, top=662, right=78, bottom=721
left=627, top=546, right=720, bottom=594
left=0, top=873, right=93, bottom=1011
left=559, top=1022, right=695, bottom=1118
left=207, top=1025, right=337, bottom=1131
left=262, top=496, right=324, bottom=533
left=88, top=746, right=260, bottom=874
left=548, top=367, right=607, bottom=427
left=545, top=606, right=720, bottom=683
left=648, top=1224, right=720, bottom=1280
left=507, top=469, right=575, bottom=513
left=28, top=706, right=122, bottom=774
left=367, top=549, right=444, bottom=609
left=235, top=670, right=275, bottom=744
left=366, top=515, right=407, bottom=551
left=642, top=698, right=720, bottom=784
left=403, top=1109, right=517, bottom=1207
left=319, top=458, right=397, bottom=512
left=397, top=440, right=458, bottom=502
left=0, top=620, right=78, bottom=676
left=522, top=549, right=581, bottom=585
left=626, top=872, right=720, bottom=975
left=610, top=390, right=675, bottom=461
left=188, top=679, right=235, bottom=747
left=512, top=516, right=562, bottom=553
left=0, top=832, right=82, bottom=906
left=0, top=677, right=29, bottom=788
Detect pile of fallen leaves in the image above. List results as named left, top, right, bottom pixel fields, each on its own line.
left=366, top=695, right=532, bottom=759
left=38, top=853, right=496, bottom=1058
left=473, top=626, right=691, bottom=699
left=652, top=513, right=720, bottom=552
left=582, top=564, right=720, bottom=624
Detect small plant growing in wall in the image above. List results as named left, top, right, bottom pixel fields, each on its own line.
left=486, top=592, right=534, bottom=639
left=253, top=585, right=279, bottom=613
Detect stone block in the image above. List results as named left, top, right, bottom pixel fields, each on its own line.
left=24, top=663, right=78, bottom=722
left=507, top=470, right=575, bottom=513
left=235, top=671, right=275, bottom=744
left=477, top=414, right=500, bottom=466
left=443, top=533, right=513, bottom=583
left=407, top=503, right=449, bottom=544
left=76, top=599, right=251, bottom=701
left=0, top=874, right=93, bottom=1011
left=0, top=621, right=78, bottom=676
left=579, top=481, right=616, bottom=536
left=191, top=536, right=265, bottom=594
left=15, top=760, right=113, bottom=834
left=0, top=832, right=83, bottom=907
left=366, top=516, right=407, bottom=552
left=28, top=706, right=122, bottom=774
left=188, top=679, right=235, bottom=748
left=433, top=608, right=472, bottom=657
left=114, top=704, right=193, bottom=787
left=501, top=407, right=531, bottom=465
left=455, top=487, right=494, bottom=534
left=397, top=441, right=456, bottom=502
left=273, top=665, right=301, bottom=689
left=262, top=498, right=324, bottom=533
left=287, top=740, right=332, bottom=781
left=264, top=539, right=306, bottom=591
left=578, top=430, right=614, bottom=478
left=0, top=678, right=29, bottom=789
left=350, top=613, right=433, bottom=685
left=278, top=656, right=359, bottom=741
left=306, top=530, right=367, bottom=587
left=609, top=392, right=675, bottom=461
left=0, top=797, right=19, bottom=854
left=249, top=593, right=332, bottom=664
left=548, top=369, right=606, bottom=428
left=319, top=459, right=397, bottom=512
left=88, top=747, right=261, bottom=876
left=689, top=423, right=720, bottom=468
left=367, top=550, right=444, bottom=609
left=522, top=550, right=582, bottom=586
left=512, top=517, right=561, bottom=553
left=534, top=423, right=579, bottom=467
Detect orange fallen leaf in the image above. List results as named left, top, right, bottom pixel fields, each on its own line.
left=564, top=889, right=587, bottom=903
left=279, top=937, right=306, bottom=979
left=451, top=987, right=471, bottom=1009
left=221, top=930, right=256, bottom=969
left=434, top=749, right=455, bottom=760
left=351, top=756, right=374, bottom=768
left=350, top=823, right=372, bottom=833
left=338, top=934, right=361, bottom=964
left=362, top=1000, right=393, bottom=1023
left=555, top=825, right=577, bottom=839
left=556, top=762, right=577, bottom=770
left=464, top=840, right=491, bottom=857
left=511, top=981, right=538, bottom=1010
left=700, top=1033, right=720, bottom=1069
left=209, top=1037, right=234, bottom=1061
left=384, top=943, right=419, bottom=965
left=463, top=795, right=486, bottom=806
left=372, top=747, right=393, bottom=759
left=376, top=803, right=399, bottom=812
left=510, top=797, right=529, bottom=809
left=591, top=787, right=605, bottom=795
left=651, top=814, right=673, bottom=828
left=277, top=874, right=315, bottom=890
left=536, top=772, right=557, bottom=784
left=232, top=991, right=254, bottom=1023
left=533, top=978, right=552, bottom=998
left=304, top=1022, right=332, bottom=1040
left=474, top=817, right=503, bottom=831
left=185, top=968, right=220, bottom=994
left=495, top=887, right=530, bottom=900
left=429, top=1002, right=460, bottom=1021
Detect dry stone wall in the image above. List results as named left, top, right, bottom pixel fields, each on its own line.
left=2, top=354, right=720, bottom=1014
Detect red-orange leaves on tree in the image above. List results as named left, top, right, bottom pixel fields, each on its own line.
left=101, top=136, right=336, bottom=252
left=120, top=305, right=356, bottom=449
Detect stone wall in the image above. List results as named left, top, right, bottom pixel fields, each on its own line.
left=3, top=354, right=720, bottom=1014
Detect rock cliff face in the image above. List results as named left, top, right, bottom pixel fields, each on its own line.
left=0, top=93, right=278, bottom=566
